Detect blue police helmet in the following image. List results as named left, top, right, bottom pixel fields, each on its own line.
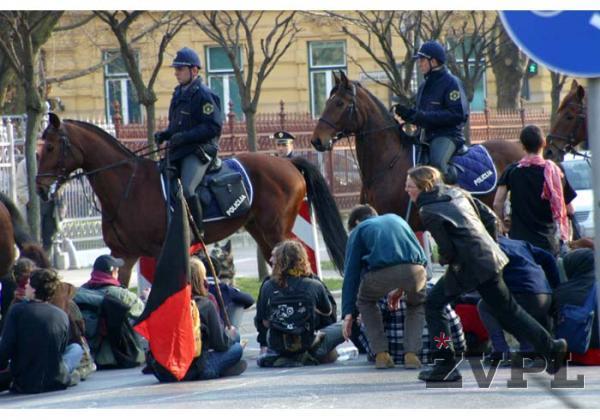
left=413, top=41, right=446, bottom=64
left=172, top=47, right=201, bottom=68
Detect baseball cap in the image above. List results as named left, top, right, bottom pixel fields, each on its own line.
left=93, top=255, right=125, bottom=273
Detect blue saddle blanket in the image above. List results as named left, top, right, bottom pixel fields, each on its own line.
left=451, top=145, right=497, bottom=195
left=161, top=158, right=253, bottom=222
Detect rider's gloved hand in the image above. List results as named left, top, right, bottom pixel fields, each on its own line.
left=169, top=133, right=185, bottom=147
left=394, top=104, right=416, bottom=122
left=154, top=130, right=170, bottom=145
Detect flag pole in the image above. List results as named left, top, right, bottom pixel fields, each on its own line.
left=178, top=185, right=232, bottom=329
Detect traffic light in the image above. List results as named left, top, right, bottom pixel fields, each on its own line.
left=527, top=60, right=538, bottom=76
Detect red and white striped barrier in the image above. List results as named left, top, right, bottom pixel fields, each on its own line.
left=291, top=198, right=322, bottom=278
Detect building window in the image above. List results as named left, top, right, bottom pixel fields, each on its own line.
left=447, top=36, right=487, bottom=112
left=309, top=41, right=347, bottom=118
left=103, top=51, right=142, bottom=124
left=206, top=46, right=243, bottom=119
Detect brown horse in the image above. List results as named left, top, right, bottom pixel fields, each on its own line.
left=36, top=114, right=347, bottom=287
left=310, top=72, right=523, bottom=228
left=0, top=192, right=50, bottom=277
left=544, top=79, right=588, bottom=161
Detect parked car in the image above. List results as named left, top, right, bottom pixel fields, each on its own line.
left=562, top=152, right=594, bottom=238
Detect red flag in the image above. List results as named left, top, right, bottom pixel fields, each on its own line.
left=134, top=186, right=195, bottom=380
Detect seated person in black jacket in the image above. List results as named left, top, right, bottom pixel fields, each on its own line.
left=255, top=240, right=343, bottom=367
left=191, top=257, right=246, bottom=379
left=0, top=269, right=83, bottom=393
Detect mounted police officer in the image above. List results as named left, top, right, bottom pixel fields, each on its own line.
left=154, top=47, right=223, bottom=238
left=394, top=40, right=469, bottom=184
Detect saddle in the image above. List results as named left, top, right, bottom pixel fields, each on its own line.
left=414, top=142, right=497, bottom=195
left=160, top=157, right=253, bottom=222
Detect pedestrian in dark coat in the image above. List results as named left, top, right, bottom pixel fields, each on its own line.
left=406, top=165, right=568, bottom=382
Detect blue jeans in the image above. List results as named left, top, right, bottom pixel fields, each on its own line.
left=199, top=343, right=243, bottom=380
left=62, top=343, right=84, bottom=373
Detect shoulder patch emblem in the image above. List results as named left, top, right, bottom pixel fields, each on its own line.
left=449, top=90, right=461, bottom=101
left=203, top=103, right=214, bottom=115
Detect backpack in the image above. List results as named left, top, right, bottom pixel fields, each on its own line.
left=99, top=293, right=145, bottom=368
left=267, top=286, right=316, bottom=355
left=555, top=283, right=597, bottom=354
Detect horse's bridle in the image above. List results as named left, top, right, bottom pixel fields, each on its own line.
left=36, top=129, right=84, bottom=196
left=546, top=102, right=587, bottom=157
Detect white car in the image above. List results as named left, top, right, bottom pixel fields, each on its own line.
left=562, top=152, right=594, bottom=238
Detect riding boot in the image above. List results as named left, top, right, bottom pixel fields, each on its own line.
left=186, top=195, right=204, bottom=240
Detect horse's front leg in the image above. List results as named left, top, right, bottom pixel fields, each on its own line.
left=116, top=255, right=138, bottom=289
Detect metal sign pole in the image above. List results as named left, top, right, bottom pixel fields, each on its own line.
left=587, top=79, right=600, bottom=316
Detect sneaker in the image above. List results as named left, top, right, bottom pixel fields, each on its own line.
left=68, top=370, right=81, bottom=387
left=546, top=339, right=568, bottom=375
left=375, top=352, right=395, bottom=369
left=404, top=352, right=422, bottom=369
left=418, top=365, right=462, bottom=382
left=221, top=359, right=248, bottom=377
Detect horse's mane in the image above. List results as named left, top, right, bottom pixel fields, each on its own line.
left=64, top=119, right=137, bottom=158
left=357, top=82, right=397, bottom=126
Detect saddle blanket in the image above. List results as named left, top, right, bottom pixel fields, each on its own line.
left=413, top=144, right=497, bottom=195
left=161, top=158, right=253, bottom=222
left=452, top=145, right=497, bottom=195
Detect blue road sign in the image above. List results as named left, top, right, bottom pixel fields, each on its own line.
left=500, top=11, right=600, bottom=78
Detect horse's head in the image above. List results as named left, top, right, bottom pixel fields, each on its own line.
left=311, top=71, right=364, bottom=152
left=545, top=80, right=588, bottom=161
left=36, top=113, right=83, bottom=201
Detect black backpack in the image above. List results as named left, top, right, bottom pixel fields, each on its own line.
left=98, top=293, right=144, bottom=369
left=267, top=286, right=316, bottom=355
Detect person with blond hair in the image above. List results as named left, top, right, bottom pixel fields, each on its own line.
left=406, top=165, right=568, bottom=383
left=189, top=256, right=246, bottom=379
left=255, top=240, right=342, bottom=367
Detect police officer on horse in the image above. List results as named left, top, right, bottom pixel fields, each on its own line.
left=394, top=40, right=469, bottom=184
left=154, top=47, right=223, bottom=238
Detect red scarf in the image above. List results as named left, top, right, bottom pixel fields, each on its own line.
left=83, top=270, right=122, bottom=288
left=518, top=154, right=570, bottom=241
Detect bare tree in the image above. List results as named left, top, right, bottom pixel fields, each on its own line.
left=192, top=11, right=301, bottom=152
left=316, top=11, right=452, bottom=104
left=488, top=15, right=528, bottom=109
left=94, top=11, right=190, bottom=152
left=549, top=71, right=568, bottom=123
left=0, top=11, right=64, bottom=240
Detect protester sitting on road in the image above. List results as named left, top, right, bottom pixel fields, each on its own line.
left=0, top=269, right=83, bottom=393
left=256, top=240, right=343, bottom=367
left=357, top=283, right=467, bottom=365
left=407, top=165, right=568, bottom=383
left=74, top=255, right=145, bottom=369
left=553, top=249, right=600, bottom=365
left=477, top=236, right=560, bottom=366
left=191, top=256, right=246, bottom=379
left=0, top=258, right=36, bottom=334
left=342, top=205, right=428, bottom=370
left=200, top=255, right=255, bottom=328
left=493, top=125, right=576, bottom=256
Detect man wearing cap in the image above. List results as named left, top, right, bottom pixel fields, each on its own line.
left=271, top=131, right=295, bottom=158
left=393, top=40, right=469, bottom=184
left=154, top=47, right=223, bottom=237
left=74, top=255, right=144, bottom=368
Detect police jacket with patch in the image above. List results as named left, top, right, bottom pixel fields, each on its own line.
left=412, top=67, right=469, bottom=146
left=166, top=77, right=223, bottom=162
left=416, top=186, right=508, bottom=296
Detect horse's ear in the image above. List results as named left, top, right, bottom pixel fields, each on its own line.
left=340, top=70, right=349, bottom=87
left=224, top=240, right=231, bottom=253
left=569, top=79, right=579, bottom=92
left=49, top=112, right=61, bottom=129
left=333, top=71, right=341, bottom=86
left=576, top=85, right=585, bottom=102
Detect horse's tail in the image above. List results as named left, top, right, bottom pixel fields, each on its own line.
left=0, top=191, right=50, bottom=267
left=0, top=191, right=34, bottom=248
left=291, top=157, right=347, bottom=275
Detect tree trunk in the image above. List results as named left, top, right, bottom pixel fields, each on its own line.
left=24, top=102, right=42, bottom=241
left=256, top=248, right=269, bottom=281
left=143, top=100, right=158, bottom=158
left=245, top=111, right=258, bottom=152
left=491, top=29, right=526, bottom=109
